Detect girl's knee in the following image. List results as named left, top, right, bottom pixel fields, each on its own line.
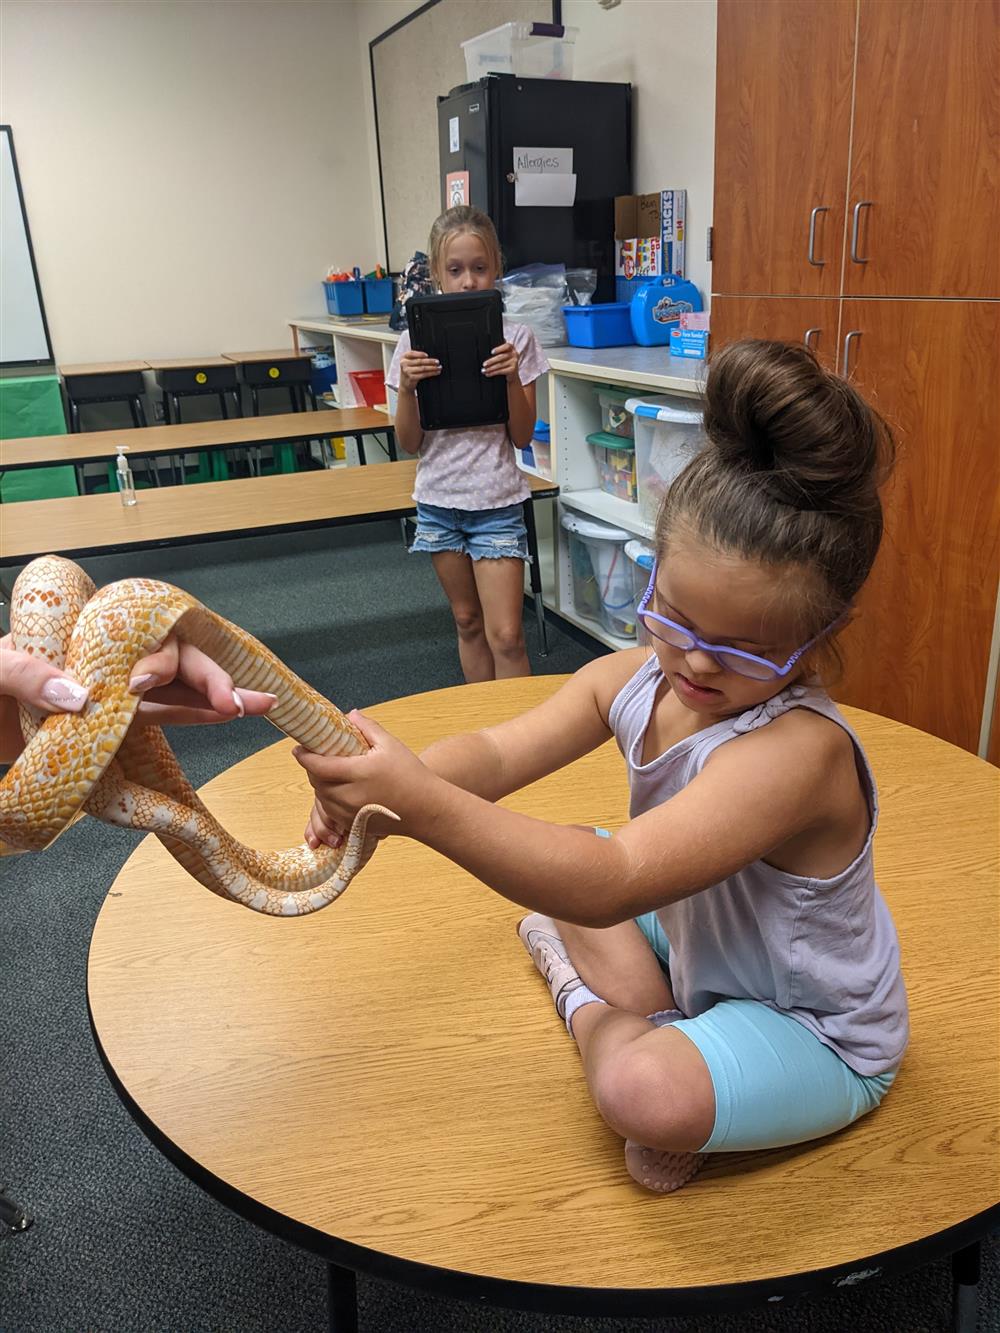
left=485, top=623, right=526, bottom=660
left=451, top=605, right=485, bottom=639
left=591, top=1035, right=715, bottom=1152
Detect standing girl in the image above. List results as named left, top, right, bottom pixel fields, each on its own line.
left=388, top=206, right=548, bottom=682
left=298, top=339, right=909, bottom=1195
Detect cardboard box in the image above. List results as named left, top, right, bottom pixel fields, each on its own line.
left=614, top=190, right=686, bottom=278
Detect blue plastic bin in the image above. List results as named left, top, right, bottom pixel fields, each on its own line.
left=562, top=303, right=635, bottom=349
left=324, top=280, right=363, bottom=316
left=363, top=278, right=394, bottom=314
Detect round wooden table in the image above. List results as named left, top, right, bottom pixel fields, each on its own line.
left=87, top=679, right=1000, bottom=1329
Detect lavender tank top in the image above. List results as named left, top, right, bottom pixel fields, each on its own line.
left=609, top=655, right=909, bottom=1075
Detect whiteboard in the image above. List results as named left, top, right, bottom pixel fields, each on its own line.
left=371, top=0, right=552, bottom=273
left=1, top=126, right=54, bottom=366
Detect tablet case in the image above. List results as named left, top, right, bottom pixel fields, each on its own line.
left=406, top=291, right=508, bottom=432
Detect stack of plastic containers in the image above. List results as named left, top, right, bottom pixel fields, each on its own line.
left=561, top=512, right=638, bottom=640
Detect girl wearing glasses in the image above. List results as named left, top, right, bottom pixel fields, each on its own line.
left=297, top=339, right=908, bottom=1195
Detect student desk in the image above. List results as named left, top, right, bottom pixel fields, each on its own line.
left=0, top=466, right=557, bottom=652
left=59, top=360, right=150, bottom=432
left=221, top=349, right=317, bottom=415
left=85, top=679, right=999, bottom=1330
left=0, top=408, right=393, bottom=489
left=146, top=356, right=241, bottom=424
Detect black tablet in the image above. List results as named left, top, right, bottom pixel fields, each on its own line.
left=406, top=290, right=508, bottom=432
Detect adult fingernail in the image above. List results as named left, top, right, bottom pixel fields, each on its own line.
left=231, top=689, right=245, bottom=718
left=128, top=672, right=160, bottom=693
left=41, top=678, right=89, bottom=710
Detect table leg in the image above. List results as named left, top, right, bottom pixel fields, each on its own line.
left=522, top=498, right=549, bottom=657
left=0, top=1191, right=32, bottom=1235
left=327, top=1262, right=358, bottom=1333
left=952, top=1240, right=980, bottom=1332
left=386, top=428, right=397, bottom=462
left=354, top=436, right=367, bottom=466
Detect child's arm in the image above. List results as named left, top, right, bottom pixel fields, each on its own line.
left=302, top=650, right=643, bottom=849
left=483, top=342, right=536, bottom=448
left=297, top=701, right=850, bottom=927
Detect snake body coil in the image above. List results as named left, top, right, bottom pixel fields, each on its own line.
left=0, top=555, right=395, bottom=915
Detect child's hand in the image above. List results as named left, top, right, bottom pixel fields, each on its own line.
left=303, top=797, right=399, bottom=851
left=483, top=342, right=520, bottom=383
left=398, top=349, right=441, bottom=394
left=294, top=710, right=428, bottom=840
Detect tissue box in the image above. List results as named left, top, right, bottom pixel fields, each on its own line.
left=669, top=327, right=709, bottom=359
left=614, top=190, right=686, bottom=278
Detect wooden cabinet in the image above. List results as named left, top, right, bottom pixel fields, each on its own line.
left=709, top=297, right=841, bottom=371
left=713, top=0, right=855, bottom=297
left=712, top=0, right=1000, bottom=756
left=847, top=0, right=1000, bottom=298
left=834, top=301, right=1000, bottom=752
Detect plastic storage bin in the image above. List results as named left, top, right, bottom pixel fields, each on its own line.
left=349, top=369, right=386, bottom=407
left=627, top=394, right=705, bottom=524
left=561, top=510, right=637, bottom=640
left=563, top=303, right=635, bottom=349
left=596, top=386, right=634, bottom=437
left=324, top=280, right=363, bottom=316
left=462, top=21, right=578, bottom=81
left=363, top=278, right=394, bottom=314
left=624, top=540, right=656, bottom=645
left=586, top=431, right=637, bottom=503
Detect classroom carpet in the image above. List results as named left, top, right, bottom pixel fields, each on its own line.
left=1, top=522, right=997, bottom=1333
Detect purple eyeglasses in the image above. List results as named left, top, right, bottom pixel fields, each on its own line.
left=636, top=560, right=840, bottom=682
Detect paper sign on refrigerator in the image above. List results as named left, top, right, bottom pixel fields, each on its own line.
left=512, top=146, right=577, bottom=207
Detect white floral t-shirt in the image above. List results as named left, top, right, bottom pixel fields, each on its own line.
left=387, top=320, right=548, bottom=511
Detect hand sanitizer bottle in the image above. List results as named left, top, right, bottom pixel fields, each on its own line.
left=115, top=446, right=137, bottom=506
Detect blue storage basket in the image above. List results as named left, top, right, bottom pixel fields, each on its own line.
left=363, top=278, right=394, bottom=314
left=562, top=303, right=635, bottom=349
left=324, top=280, right=363, bottom=316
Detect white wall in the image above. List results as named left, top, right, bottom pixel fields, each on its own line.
left=0, top=0, right=377, bottom=363
left=356, top=0, right=716, bottom=302
left=566, top=0, right=716, bottom=302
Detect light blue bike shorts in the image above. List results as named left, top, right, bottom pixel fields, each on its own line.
left=632, top=907, right=898, bottom=1153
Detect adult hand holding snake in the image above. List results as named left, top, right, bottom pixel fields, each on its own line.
left=0, top=633, right=276, bottom=764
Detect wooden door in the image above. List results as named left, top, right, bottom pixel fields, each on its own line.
left=709, top=297, right=841, bottom=370
left=713, top=0, right=856, bottom=297
left=834, top=300, right=1000, bottom=752
left=846, top=0, right=1000, bottom=298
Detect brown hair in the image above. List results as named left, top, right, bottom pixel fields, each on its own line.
left=658, top=339, right=895, bottom=663
left=428, top=206, right=503, bottom=287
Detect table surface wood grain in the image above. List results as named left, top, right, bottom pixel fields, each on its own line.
left=0, top=465, right=554, bottom=563
left=86, top=677, right=1000, bottom=1296
left=0, top=408, right=390, bottom=469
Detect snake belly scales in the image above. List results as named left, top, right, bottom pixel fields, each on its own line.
left=0, top=555, right=397, bottom=915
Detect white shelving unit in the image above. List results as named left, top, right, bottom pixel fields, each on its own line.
left=287, top=315, right=705, bottom=652
left=546, top=347, right=703, bottom=650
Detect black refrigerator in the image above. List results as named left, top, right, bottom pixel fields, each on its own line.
left=438, top=74, right=631, bottom=304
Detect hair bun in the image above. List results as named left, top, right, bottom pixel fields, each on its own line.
left=703, top=339, right=893, bottom=513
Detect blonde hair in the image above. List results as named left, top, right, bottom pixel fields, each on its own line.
left=428, top=206, right=503, bottom=286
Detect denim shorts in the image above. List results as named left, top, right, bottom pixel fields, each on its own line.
left=410, top=502, right=529, bottom=562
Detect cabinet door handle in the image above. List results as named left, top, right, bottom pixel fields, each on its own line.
left=850, top=200, right=873, bottom=263
left=841, top=330, right=862, bottom=377
left=807, top=206, right=829, bottom=266
left=804, top=327, right=821, bottom=352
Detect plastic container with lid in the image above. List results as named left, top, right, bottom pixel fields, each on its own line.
left=462, top=21, right=578, bottom=81
left=624, top=540, right=656, bottom=645
left=586, top=431, right=637, bottom=503
left=627, top=394, right=705, bottom=524
left=560, top=510, right=637, bottom=640
left=595, top=386, right=634, bottom=437
left=562, top=303, right=634, bottom=348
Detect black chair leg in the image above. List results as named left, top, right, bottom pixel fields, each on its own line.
left=68, top=399, right=81, bottom=433
left=130, top=396, right=148, bottom=428
left=161, top=393, right=172, bottom=425
left=0, top=1190, right=32, bottom=1234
